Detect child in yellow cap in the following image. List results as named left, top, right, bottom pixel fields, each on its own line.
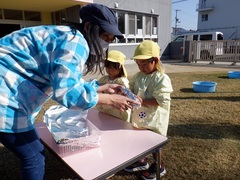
left=124, top=40, right=173, bottom=179
left=96, top=50, right=131, bottom=122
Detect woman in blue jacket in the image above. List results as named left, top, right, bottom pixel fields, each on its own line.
left=0, top=3, right=139, bottom=179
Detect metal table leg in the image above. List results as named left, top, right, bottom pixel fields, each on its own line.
left=155, top=150, right=161, bottom=180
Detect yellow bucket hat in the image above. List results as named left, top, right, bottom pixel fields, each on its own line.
left=132, top=40, right=160, bottom=60
left=132, top=40, right=165, bottom=73
left=106, top=50, right=127, bottom=77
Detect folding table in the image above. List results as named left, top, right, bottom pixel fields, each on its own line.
left=35, top=108, right=168, bottom=180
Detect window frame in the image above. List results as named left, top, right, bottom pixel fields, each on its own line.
left=113, top=10, right=158, bottom=44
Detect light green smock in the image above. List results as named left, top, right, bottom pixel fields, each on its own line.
left=95, top=75, right=131, bottom=122
left=129, top=71, right=173, bottom=136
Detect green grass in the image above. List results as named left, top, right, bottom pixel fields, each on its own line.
left=1, top=71, right=240, bottom=180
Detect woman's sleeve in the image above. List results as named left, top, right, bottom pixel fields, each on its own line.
left=49, top=33, right=99, bottom=110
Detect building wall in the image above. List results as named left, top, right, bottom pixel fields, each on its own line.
left=94, top=0, right=172, bottom=59
left=197, top=0, right=240, bottom=40
left=0, top=0, right=172, bottom=59
left=41, top=12, right=52, bottom=25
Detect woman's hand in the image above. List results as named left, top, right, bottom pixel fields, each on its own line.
left=97, top=93, right=141, bottom=112
left=97, top=84, right=123, bottom=94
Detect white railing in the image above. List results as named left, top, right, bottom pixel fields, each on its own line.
left=188, top=40, right=240, bottom=65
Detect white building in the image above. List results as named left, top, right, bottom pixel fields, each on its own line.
left=95, top=0, right=172, bottom=59
left=197, top=0, right=240, bottom=40
left=0, top=0, right=172, bottom=59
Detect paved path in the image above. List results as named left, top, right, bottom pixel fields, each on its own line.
left=83, top=60, right=240, bottom=80
left=125, top=60, right=240, bottom=76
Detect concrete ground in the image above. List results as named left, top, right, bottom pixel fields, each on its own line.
left=125, top=60, right=240, bottom=76
left=83, top=60, right=240, bottom=80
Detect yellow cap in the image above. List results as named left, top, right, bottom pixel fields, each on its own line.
left=107, top=50, right=126, bottom=64
left=132, top=40, right=160, bottom=60
left=132, top=40, right=165, bottom=73
left=106, top=50, right=127, bottom=77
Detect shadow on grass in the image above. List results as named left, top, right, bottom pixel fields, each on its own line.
left=172, top=93, right=240, bottom=102
left=179, top=88, right=194, bottom=93
left=168, top=123, right=240, bottom=140
left=218, top=75, right=229, bottom=79
left=0, top=146, right=20, bottom=179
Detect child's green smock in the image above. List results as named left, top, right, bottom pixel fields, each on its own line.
left=96, top=75, right=131, bottom=122
left=129, top=71, right=173, bottom=136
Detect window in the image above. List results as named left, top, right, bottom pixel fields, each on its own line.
left=200, top=34, right=212, bottom=41
left=137, top=15, right=143, bottom=35
left=117, top=12, right=125, bottom=34
left=0, top=24, right=20, bottom=38
left=24, top=11, right=41, bottom=21
left=127, top=38, right=135, bottom=43
left=52, top=10, right=67, bottom=24
left=0, top=9, right=41, bottom=21
left=152, top=17, right=157, bottom=35
left=201, top=0, right=206, bottom=8
left=217, top=34, right=223, bottom=40
left=136, top=38, right=143, bottom=43
left=113, top=10, right=158, bottom=43
left=145, top=16, right=151, bottom=35
left=173, top=36, right=184, bottom=42
left=0, top=9, right=2, bottom=19
left=60, top=10, right=66, bottom=22
left=193, top=35, right=198, bottom=41
left=152, top=38, right=158, bottom=43
left=4, top=9, right=23, bottom=20
left=129, top=14, right=135, bottom=35
left=202, top=14, right=208, bottom=21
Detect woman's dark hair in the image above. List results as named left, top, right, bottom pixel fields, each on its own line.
left=65, top=22, right=107, bottom=75
left=104, top=60, right=124, bottom=77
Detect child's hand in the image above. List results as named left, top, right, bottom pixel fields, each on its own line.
left=136, top=96, right=143, bottom=104
left=120, top=87, right=141, bottom=109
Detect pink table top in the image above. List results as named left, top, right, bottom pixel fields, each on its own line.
left=35, top=109, right=168, bottom=180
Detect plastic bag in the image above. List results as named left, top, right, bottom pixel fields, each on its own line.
left=43, top=105, right=101, bottom=156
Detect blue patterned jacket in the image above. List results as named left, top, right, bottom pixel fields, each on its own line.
left=0, top=25, right=98, bottom=133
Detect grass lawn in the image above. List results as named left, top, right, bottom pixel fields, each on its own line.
left=0, top=71, right=239, bottom=180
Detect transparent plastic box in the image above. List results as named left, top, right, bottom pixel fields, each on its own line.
left=44, top=105, right=102, bottom=157
left=56, top=119, right=101, bottom=157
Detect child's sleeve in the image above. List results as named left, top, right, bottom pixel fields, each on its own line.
left=152, top=74, right=173, bottom=108
left=129, top=73, right=138, bottom=92
left=98, top=76, right=107, bottom=85
left=116, top=77, right=129, bottom=88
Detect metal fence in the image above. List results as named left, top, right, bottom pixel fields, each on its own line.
left=187, top=40, right=240, bottom=65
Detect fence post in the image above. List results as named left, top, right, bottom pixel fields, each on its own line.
left=188, top=41, right=193, bottom=63
left=233, top=40, right=237, bottom=65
